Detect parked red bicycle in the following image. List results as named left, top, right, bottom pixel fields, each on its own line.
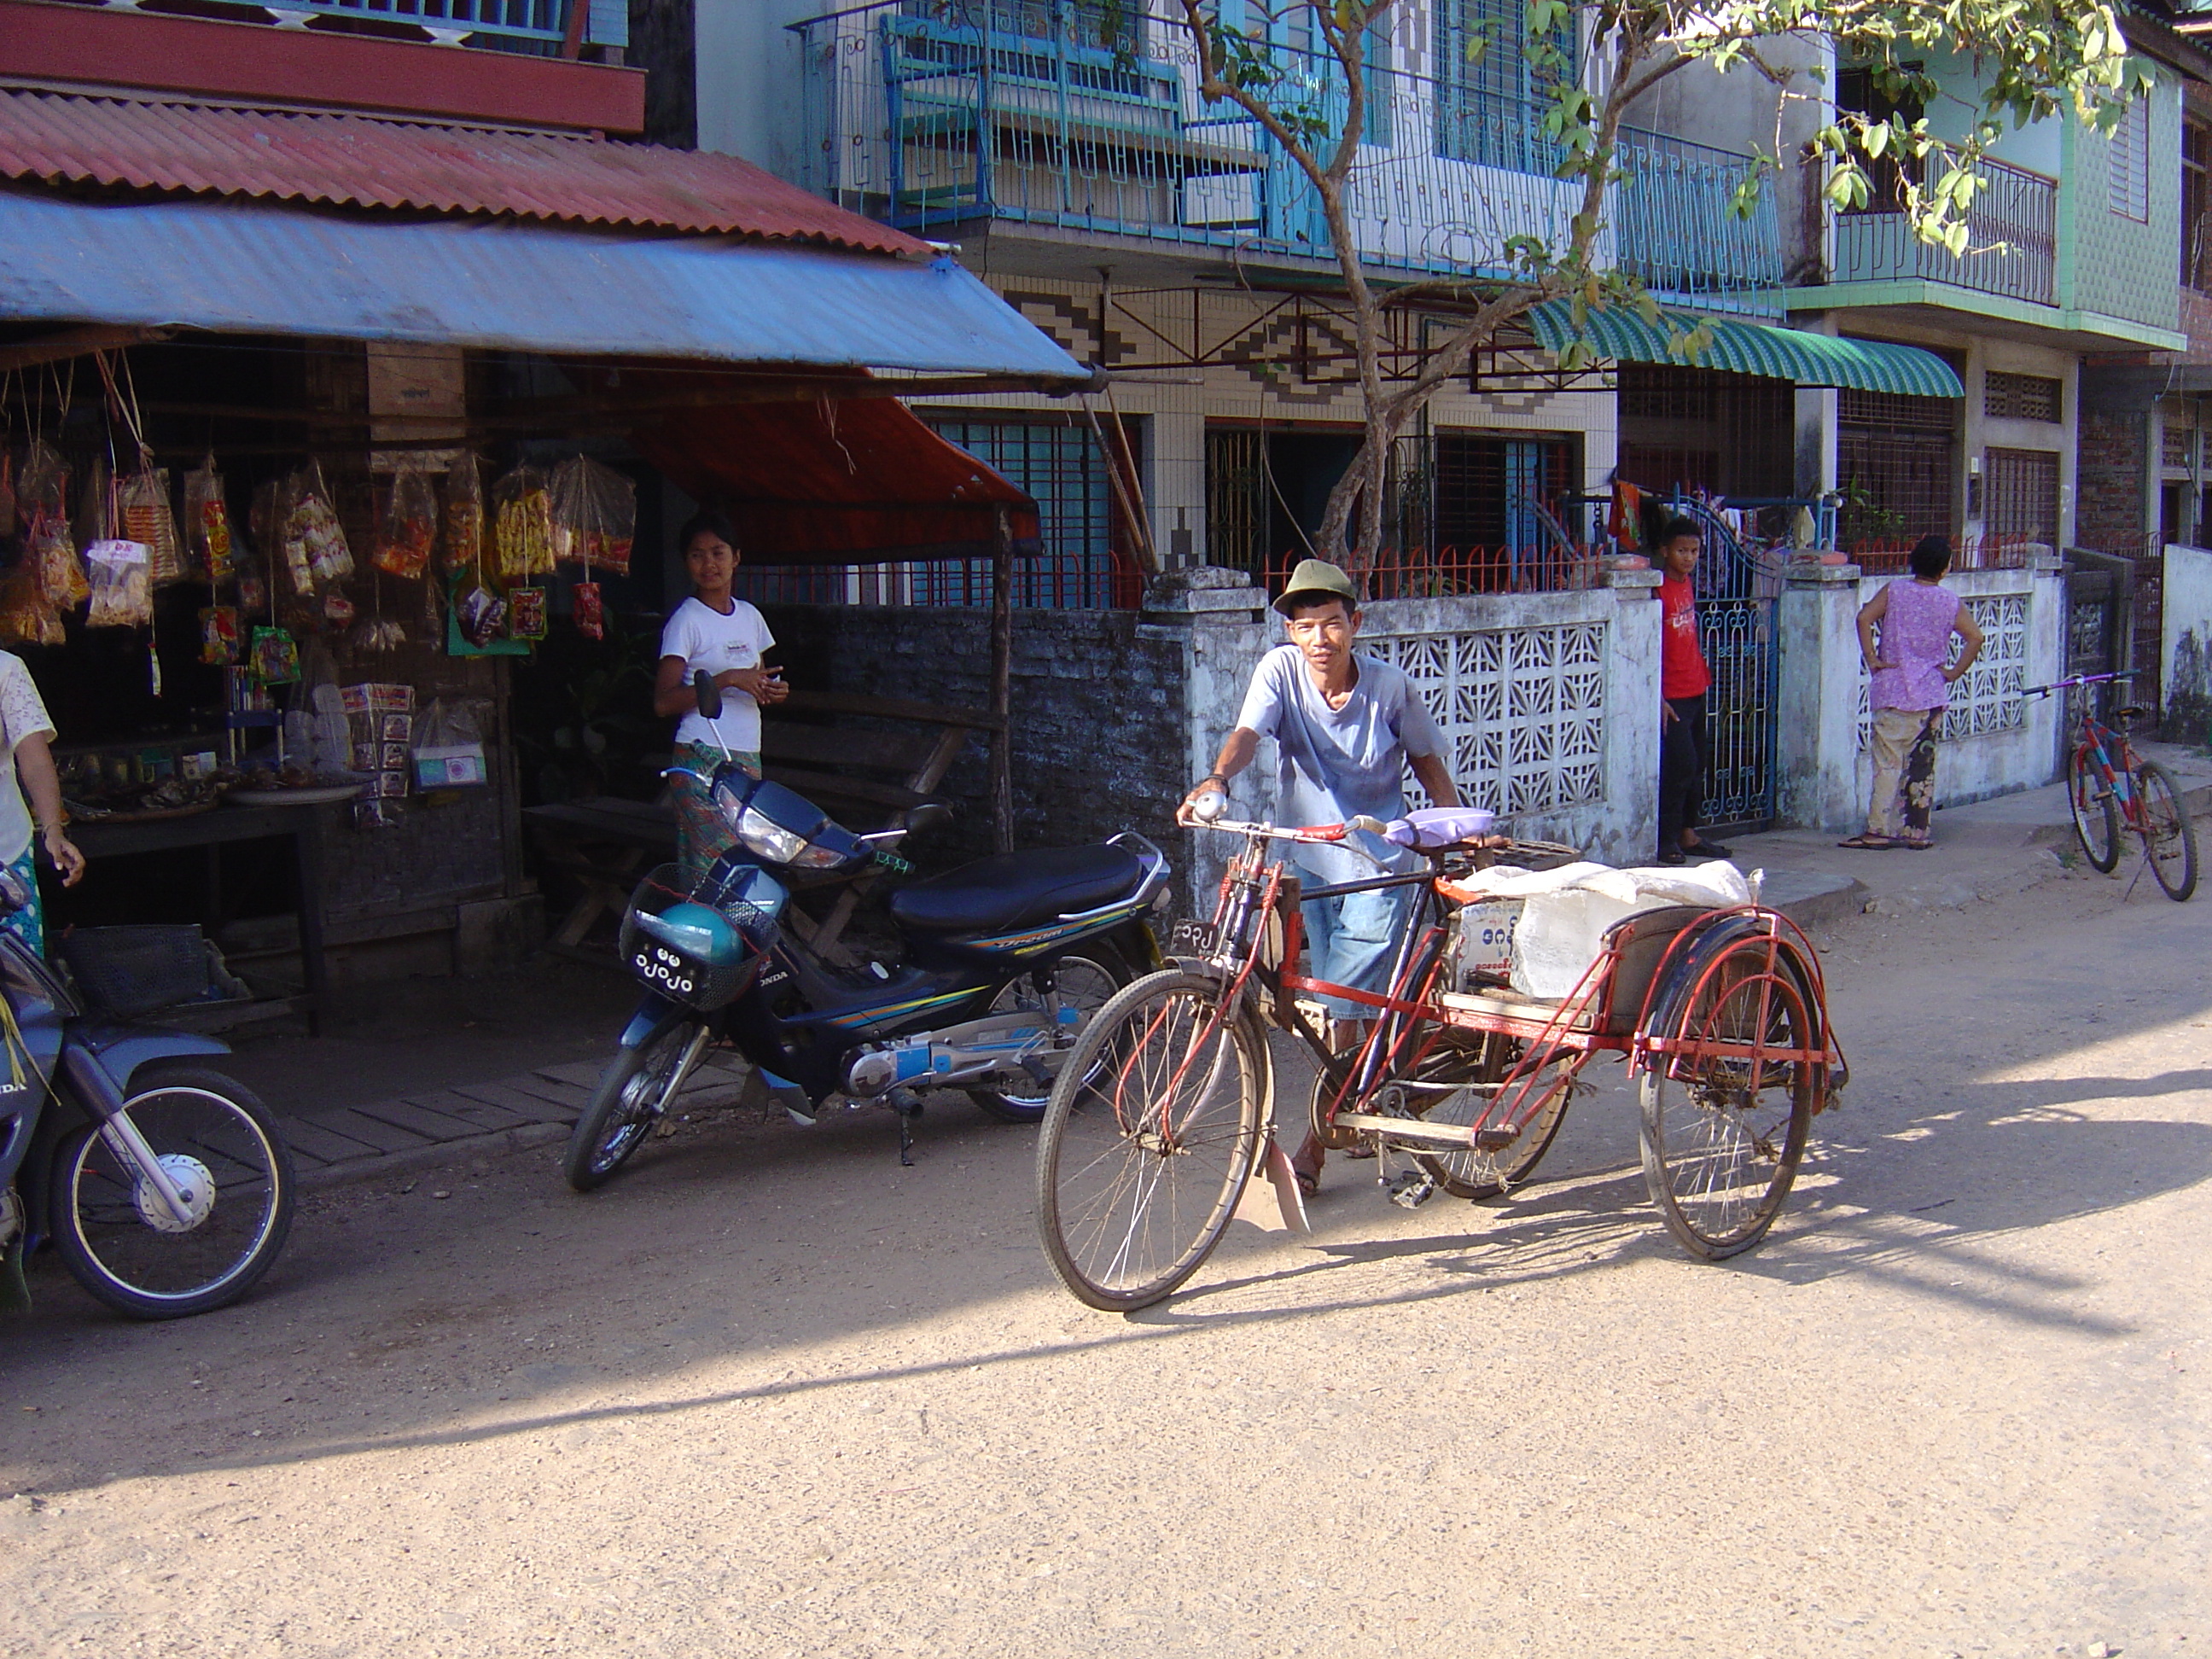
left=2025, top=672, right=2198, bottom=902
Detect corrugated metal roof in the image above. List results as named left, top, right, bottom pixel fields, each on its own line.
left=0, top=191, right=1090, bottom=382
left=1530, top=301, right=1966, bottom=397
left=0, top=89, right=932, bottom=257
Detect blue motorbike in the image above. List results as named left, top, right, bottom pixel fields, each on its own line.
left=0, top=866, right=295, bottom=1319
left=562, top=676, right=1170, bottom=1190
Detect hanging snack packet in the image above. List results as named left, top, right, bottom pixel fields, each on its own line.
left=506, top=585, right=547, bottom=641
left=183, top=459, right=236, bottom=584
left=549, top=456, right=637, bottom=576
left=249, top=624, right=300, bottom=687
left=492, top=464, right=554, bottom=579
left=286, top=461, right=354, bottom=585
left=322, top=586, right=356, bottom=630
left=199, top=604, right=241, bottom=665
left=373, top=463, right=439, bottom=580
left=573, top=579, right=604, bottom=641
left=118, top=466, right=185, bottom=586
left=444, top=455, right=486, bottom=575
left=456, top=583, right=506, bottom=648
left=266, top=474, right=314, bottom=599
left=0, top=566, right=62, bottom=648
left=29, top=512, right=90, bottom=611
left=84, top=538, right=153, bottom=627
left=74, top=452, right=114, bottom=550
left=0, top=451, right=15, bottom=540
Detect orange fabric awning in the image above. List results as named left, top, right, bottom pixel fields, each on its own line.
left=628, top=396, right=1040, bottom=565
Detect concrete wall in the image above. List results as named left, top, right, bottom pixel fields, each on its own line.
left=2162, top=543, right=2212, bottom=742
left=1776, top=561, right=2065, bottom=832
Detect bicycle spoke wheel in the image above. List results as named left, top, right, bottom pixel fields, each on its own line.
left=1035, top=969, right=1266, bottom=1312
left=2133, top=760, right=2198, bottom=902
left=2069, top=746, right=2122, bottom=872
left=53, top=1070, right=294, bottom=1319
left=1639, top=943, right=1813, bottom=1260
left=1412, top=1038, right=1575, bottom=1200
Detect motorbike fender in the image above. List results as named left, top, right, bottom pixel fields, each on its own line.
left=75, top=1024, right=232, bottom=1098
left=617, top=994, right=696, bottom=1053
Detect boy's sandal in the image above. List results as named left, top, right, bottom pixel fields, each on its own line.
left=1901, top=837, right=1935, bottom=851
left=1836, top=834, right=1897, bottom=849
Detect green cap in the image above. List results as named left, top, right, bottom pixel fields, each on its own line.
left=1272, top=558, right=1361, bottom=616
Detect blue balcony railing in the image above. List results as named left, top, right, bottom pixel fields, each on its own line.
left=265, top=0, right=626, bottom=53
left=790, top=0, right=1780, bottom=314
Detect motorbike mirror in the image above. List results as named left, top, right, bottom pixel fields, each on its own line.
left=0, top=865, right=26, bottom=915
left=694, top=669, right=723, bottom=723
left=904, top=802, right=953, bottom=835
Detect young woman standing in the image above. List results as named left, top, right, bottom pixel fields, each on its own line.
left=652, top=510, right=789, bottom=873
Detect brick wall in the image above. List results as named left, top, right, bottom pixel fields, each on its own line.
left=2076, top=406, right=2147, bottom=552
left=760, top=604, right=1197, bottom=894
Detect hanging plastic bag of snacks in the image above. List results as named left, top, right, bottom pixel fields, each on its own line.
left=443, top=454, right=485, bottom=575
left=0, top=565, right=62, bottom=648
left=18, top=440, right=67, bottom=521
left=183, top=458, right=236, bottom=584
left=249, top=624, right=300, bottom=686
left=29, top=511, right=90, bottom=612
left=118, top=465, right=185, bottom=586
left=285, top=461, right=354, bottom=585
left=492, top=464, right=554, bottom=579
left=549, top=456, right=637, bottom=576
left=262, top=474, right=313, bottom=599
left=456, top=583, right=506, bottom=648
left=0, top=451, right=15, bottom=540
left=322, top=585, right=356, bottom=630
left=199, top=604, right=241, bottom=665
left=506, top=585, right=547, bottom=641
left=84, top=538, right=153, bottom=627
left=372, top=463, right=439, bottom=579
left=573, top=579, right=604, bottom=641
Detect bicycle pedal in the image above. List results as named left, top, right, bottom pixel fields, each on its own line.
left=1384, top=1170, right=1439, bottom=1209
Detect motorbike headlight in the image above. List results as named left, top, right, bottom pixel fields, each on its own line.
left=736, top=805, right=807, bottom=864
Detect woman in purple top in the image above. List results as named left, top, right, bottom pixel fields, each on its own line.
left=1841, top=535, right=1985, bottom=850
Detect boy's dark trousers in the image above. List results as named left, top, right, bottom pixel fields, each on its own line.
left=1657, top=692, right=1708, bottom=851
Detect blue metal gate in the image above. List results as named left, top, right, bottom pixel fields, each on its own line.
left=1678, top=500, right=1782, bottom=830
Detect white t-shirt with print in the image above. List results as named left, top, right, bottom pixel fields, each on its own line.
left=0, top=651, right=56, bottom=866
left=659, top=597, right=776, bottom=754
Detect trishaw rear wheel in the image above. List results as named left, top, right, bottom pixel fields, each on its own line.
left=1036, top=970, right=1266, bottom=1312
left=1638, top=942, right=1814, bottom=1260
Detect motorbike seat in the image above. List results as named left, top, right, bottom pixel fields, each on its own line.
left=890, top=844, right=1142, bottom=937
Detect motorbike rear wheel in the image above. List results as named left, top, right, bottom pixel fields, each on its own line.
left=51, top=1068, right=294, bottom=1320
left=968, top=946, right=1126, bottom=1124
left=564, top=1022, right=704, bottom=1192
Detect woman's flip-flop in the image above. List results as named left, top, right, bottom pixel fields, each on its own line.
left=1836, top=834, right=1898, bottom=849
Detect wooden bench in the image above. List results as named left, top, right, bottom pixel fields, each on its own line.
left=527, top=690, right=1001, bottom=963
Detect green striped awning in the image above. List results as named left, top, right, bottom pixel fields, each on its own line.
left=1528, top=301, right=1965, bottom=397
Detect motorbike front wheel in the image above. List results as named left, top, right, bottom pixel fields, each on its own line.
left=51, top=1068, right=295, bottom=1320
left=969, top=946, right=1126, bottom=1124
left=564, top=1022, right=705, bottom=1192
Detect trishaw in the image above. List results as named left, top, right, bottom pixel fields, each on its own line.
left=1035, top=809, right=1846, bottom=1311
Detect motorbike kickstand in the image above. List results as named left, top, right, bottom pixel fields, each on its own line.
left=888, top=1088, right=923, bottom=1167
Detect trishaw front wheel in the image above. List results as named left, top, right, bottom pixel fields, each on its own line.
left=1035, top=969, right=1266, bottom=1312
left=1638, top=942, right=1815, bottom=1260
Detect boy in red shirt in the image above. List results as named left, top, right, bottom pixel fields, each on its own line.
left=1654, top=517, right=1731, bottom=866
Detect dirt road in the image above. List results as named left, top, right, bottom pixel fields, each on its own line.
left=3, top=871, right=2208, bottom=1657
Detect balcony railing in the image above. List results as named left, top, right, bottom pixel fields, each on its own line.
left=791, top=0, right=1780, bottom=313
left=264, top=0, right=625, bottom=53
left=1824, top=153, right=2057, bottom=306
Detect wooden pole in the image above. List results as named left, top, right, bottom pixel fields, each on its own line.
left=989, top=504, right=1015, bottom=854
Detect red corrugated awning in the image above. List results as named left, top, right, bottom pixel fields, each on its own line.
left=0, top=88, right=932, bottom=256
left=629, top=397, right=1041, bottom=566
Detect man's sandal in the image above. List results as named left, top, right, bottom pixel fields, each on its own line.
left=1837, top=833, right=1898, bottom=849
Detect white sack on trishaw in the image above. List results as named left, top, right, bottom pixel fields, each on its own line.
left=1441, top=859, right=1762, bottom=998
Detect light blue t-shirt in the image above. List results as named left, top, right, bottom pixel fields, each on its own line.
left=1234, top=645, right=1444, bottom=882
